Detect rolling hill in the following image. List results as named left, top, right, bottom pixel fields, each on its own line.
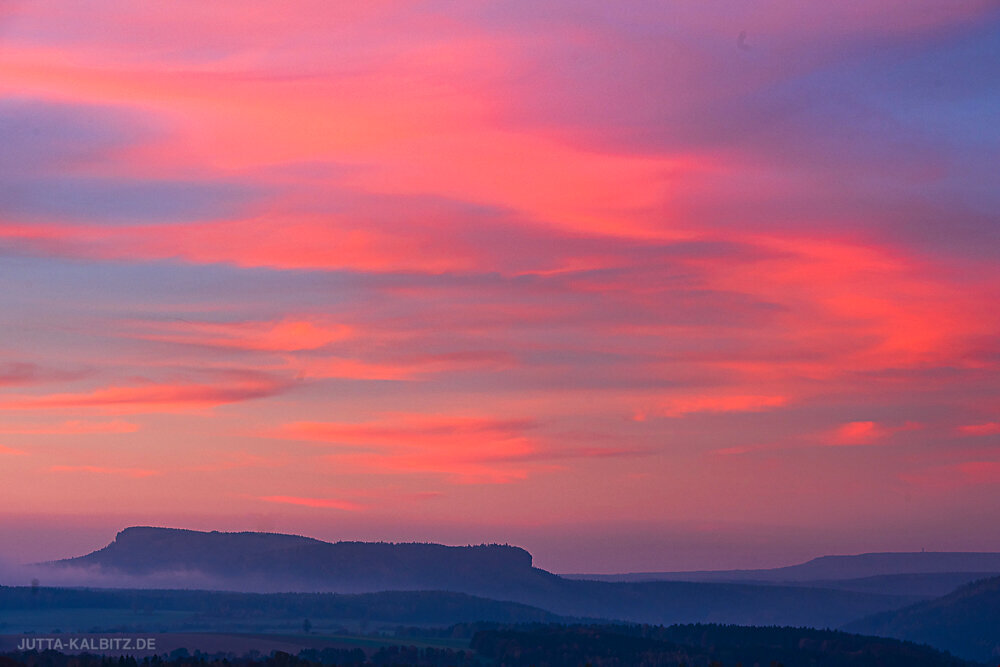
left=0, top=585, right=570, bottom=634
left=566, top=551, right=1000, bottom=583
left=843, top=574, right=1000, bottom=663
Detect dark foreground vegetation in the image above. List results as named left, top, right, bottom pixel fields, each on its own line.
left=0, top=623, right=974, bottom=667
left=469, top=624, right=973, bottom=667
left=0, top=648, right=478, bottom=667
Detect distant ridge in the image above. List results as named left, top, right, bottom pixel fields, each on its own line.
left=566, top=551, right=1000, bottom=583
left=41, top=526, right=923, bottom=628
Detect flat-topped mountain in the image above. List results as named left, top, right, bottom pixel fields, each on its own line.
left=38, top=526, right=921, bottom=629
left=53, top=526, right=537, bottom=594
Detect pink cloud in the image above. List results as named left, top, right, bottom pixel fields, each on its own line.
left=830, top=421, right=884, bottom=446
left=258, top=495, right=365, bottom=511
left=292, top=350, right=516, bottom=381
left=656, top=394, right=789, bottom=418
left=712, top=444, right=771, bottom=457
left=189, top=452, right=290, bottom=473
left=826, top=421, right=923, bottom=446
left=0, top=420, right=139, bottom=435
left=1, top=0, right=999, bottom=560
left=49, top=465, right=159, bottom=478
left=958, top=422, right=1000, bottom=436
left=0, top=362, right=89, bottom=387
left=0, top=372, right=289, bottom=414
left=902, top=460, right=1000, bottom=490
left=958, top=461, right=1000, bottom=484
left=122, top=317, right=353, bottom=352
left=270, top=415, right=539, bottom=484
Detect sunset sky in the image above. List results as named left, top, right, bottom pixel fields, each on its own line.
left=2, top=1, right=999, bottom=573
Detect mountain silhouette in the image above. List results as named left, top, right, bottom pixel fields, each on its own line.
left=42, top=526, right=921, bottom=628
left=53, top=526, right=535, bottom=593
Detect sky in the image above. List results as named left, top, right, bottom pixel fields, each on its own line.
left=1, top=1, right=999, bottom=574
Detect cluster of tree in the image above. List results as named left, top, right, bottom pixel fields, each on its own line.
left=468, top=623, right=972, bottom=667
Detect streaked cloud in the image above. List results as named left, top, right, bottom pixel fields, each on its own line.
left=121, top=317, right=353, bottom=352
left=657, top=394, right=789, bottom=418
left=826, top=421, right=923, bottom=446
left=271, top=415, right=539, bottom=484
left=0, top=371, right=291, bottom=414
left=0, top=420, right=139, bottom=435
left=49, top=465, right=159, bottom=478
left=958, top=423, right=1000, bottom=437
left=1, top=0, right=999, bottom=566
left=259, top=495, right=365, bottom=511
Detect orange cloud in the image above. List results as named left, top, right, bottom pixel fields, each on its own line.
left=0, top=444, right=27, bottom=456
left=259, top=495, right=364, bottom=511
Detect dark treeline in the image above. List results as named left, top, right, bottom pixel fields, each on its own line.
left=1, top=648, right=478, bottom=667
left=3, top=621, right=975, bottom=667
left=467, top=623, right=974, bottom=667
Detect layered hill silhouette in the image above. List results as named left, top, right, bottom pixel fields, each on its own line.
left=0, top=585, right=571, bottom=632
left=39, top=526, right=921, bottom=628
left=844, top=574, right=1000, bottom=663
left=567, top=552, right=1000, bottom=600
left=568, top=551, right=1000, bottom=582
